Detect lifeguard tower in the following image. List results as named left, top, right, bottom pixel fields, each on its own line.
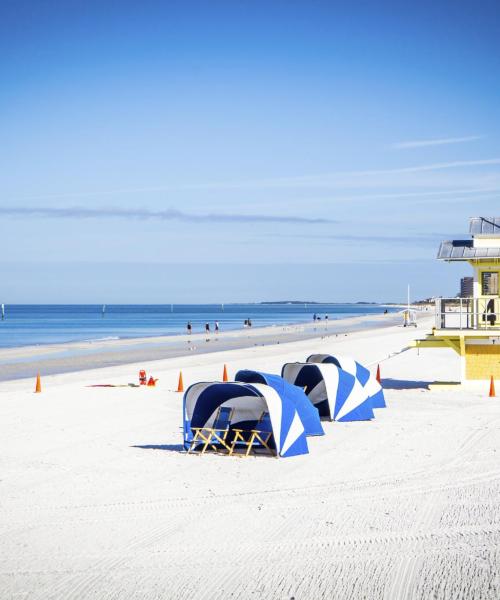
left=417, top=216, right=500, bottom=383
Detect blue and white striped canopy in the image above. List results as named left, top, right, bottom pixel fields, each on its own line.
left=183, top=381, right=309, bottom=458
left=235, top=370, right=324, bottom=436
left=281, top=362, right=374, bottom=422
left=306, top=354, right=386, bottom=409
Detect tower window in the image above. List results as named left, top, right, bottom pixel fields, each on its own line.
left=482, top=271, right=499, bottom=295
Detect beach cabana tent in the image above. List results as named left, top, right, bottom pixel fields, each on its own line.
left=281, top=362, right=374, bottom=422
left=183, top=381, right=309, bottom=458
left=306, top=354, right=386, bottom=409
left=235, top=370, right=324, bottom=436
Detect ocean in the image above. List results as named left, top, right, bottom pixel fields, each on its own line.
left=0, top=304, right=395, bottom=349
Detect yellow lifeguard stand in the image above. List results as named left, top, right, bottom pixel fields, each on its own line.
left=417, top=217, right=500, bottom=383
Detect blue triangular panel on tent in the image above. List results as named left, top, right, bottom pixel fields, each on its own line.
left=369, top=386, right=386, bottom=409
left=354, top=362, right=371, bottom=386
left=281, top=432, right=309, bottom=458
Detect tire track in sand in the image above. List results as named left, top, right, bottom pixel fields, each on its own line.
left=382, top=421, right=500, bottom=600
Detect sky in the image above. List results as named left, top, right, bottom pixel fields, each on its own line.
left=1, top=0, right=500, bottom=303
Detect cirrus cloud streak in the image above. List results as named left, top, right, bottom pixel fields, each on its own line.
left=391, top=135, right=484, bottom=149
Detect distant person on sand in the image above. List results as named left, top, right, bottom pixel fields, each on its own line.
left=248, top=318, right=252, bottom=327
left=205, top=322, right=210, bottom=334
left=244, top=319, right=248, bottom=327
left=325, top=314, right=328, bottom=321
left=313, top=313, right=317, bottom=321
left=187, top=321, right=192, bottom=335
left=215, top=321, right=219, bottom=333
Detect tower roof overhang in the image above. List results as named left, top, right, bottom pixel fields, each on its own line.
left=437, top=240, right=500, bottom=261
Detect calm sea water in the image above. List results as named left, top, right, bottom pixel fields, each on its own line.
left=0, top=304, right=394, bottom=349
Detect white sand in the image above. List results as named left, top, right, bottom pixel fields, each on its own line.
left=1, top=316, right=499, bottom=599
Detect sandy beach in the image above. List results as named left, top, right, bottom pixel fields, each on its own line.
left=1, top=315, right=499, bottom=599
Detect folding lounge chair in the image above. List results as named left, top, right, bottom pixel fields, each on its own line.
left=229, top=412, right=275, bottom=457
left=188, top=406, right=234, bottom=454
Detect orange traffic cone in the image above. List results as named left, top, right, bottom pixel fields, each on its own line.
left=376, top=364, right=381, bottom=384
left=177, top=371, right=184, bottom=393
left=489, top=375, right=496, bottom=398
left=147, top=376, right=156, bottom=387
left=222, top=364, right=229, bottom=382
left=35, top=372, right=42, bottom=393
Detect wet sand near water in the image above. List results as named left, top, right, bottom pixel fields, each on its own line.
left=0, top=312, right=401, bottom=381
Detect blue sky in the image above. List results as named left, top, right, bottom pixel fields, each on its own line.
left=1, top=0, right=499, bottom=302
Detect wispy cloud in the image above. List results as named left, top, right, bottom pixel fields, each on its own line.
left=184, top=159, right=500, bottom=190
left=391, top=135, right=484, bottom=149
left=0, top=206, right=332, bottom=224
left=7, top=158, right=500, bottom=202
left=279, top=186, right=500, bottom=205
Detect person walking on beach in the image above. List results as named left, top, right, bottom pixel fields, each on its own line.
left=215, top=321, right=219, bottom=333
left=186, top=321, right=192, bottom=335
left=248, top=318, right=252, bottom=327
left=205, top=322, right=210, bottom=334
left=313, top=313, right=317, bottom=321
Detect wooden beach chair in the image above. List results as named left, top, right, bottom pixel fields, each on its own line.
left=188, top=406, right=233, bottom=455
left=229, top=412, right=275, bottom=457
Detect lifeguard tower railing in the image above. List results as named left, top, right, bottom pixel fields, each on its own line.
left=435, top=297, right=500, bottom=330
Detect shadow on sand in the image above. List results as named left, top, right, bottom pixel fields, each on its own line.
left=381, top=378, right=433, bottom=390
left=132, top=444, right=185, bottom=453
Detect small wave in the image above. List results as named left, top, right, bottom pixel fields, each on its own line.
left=86, top=336, right=121, bottom=343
